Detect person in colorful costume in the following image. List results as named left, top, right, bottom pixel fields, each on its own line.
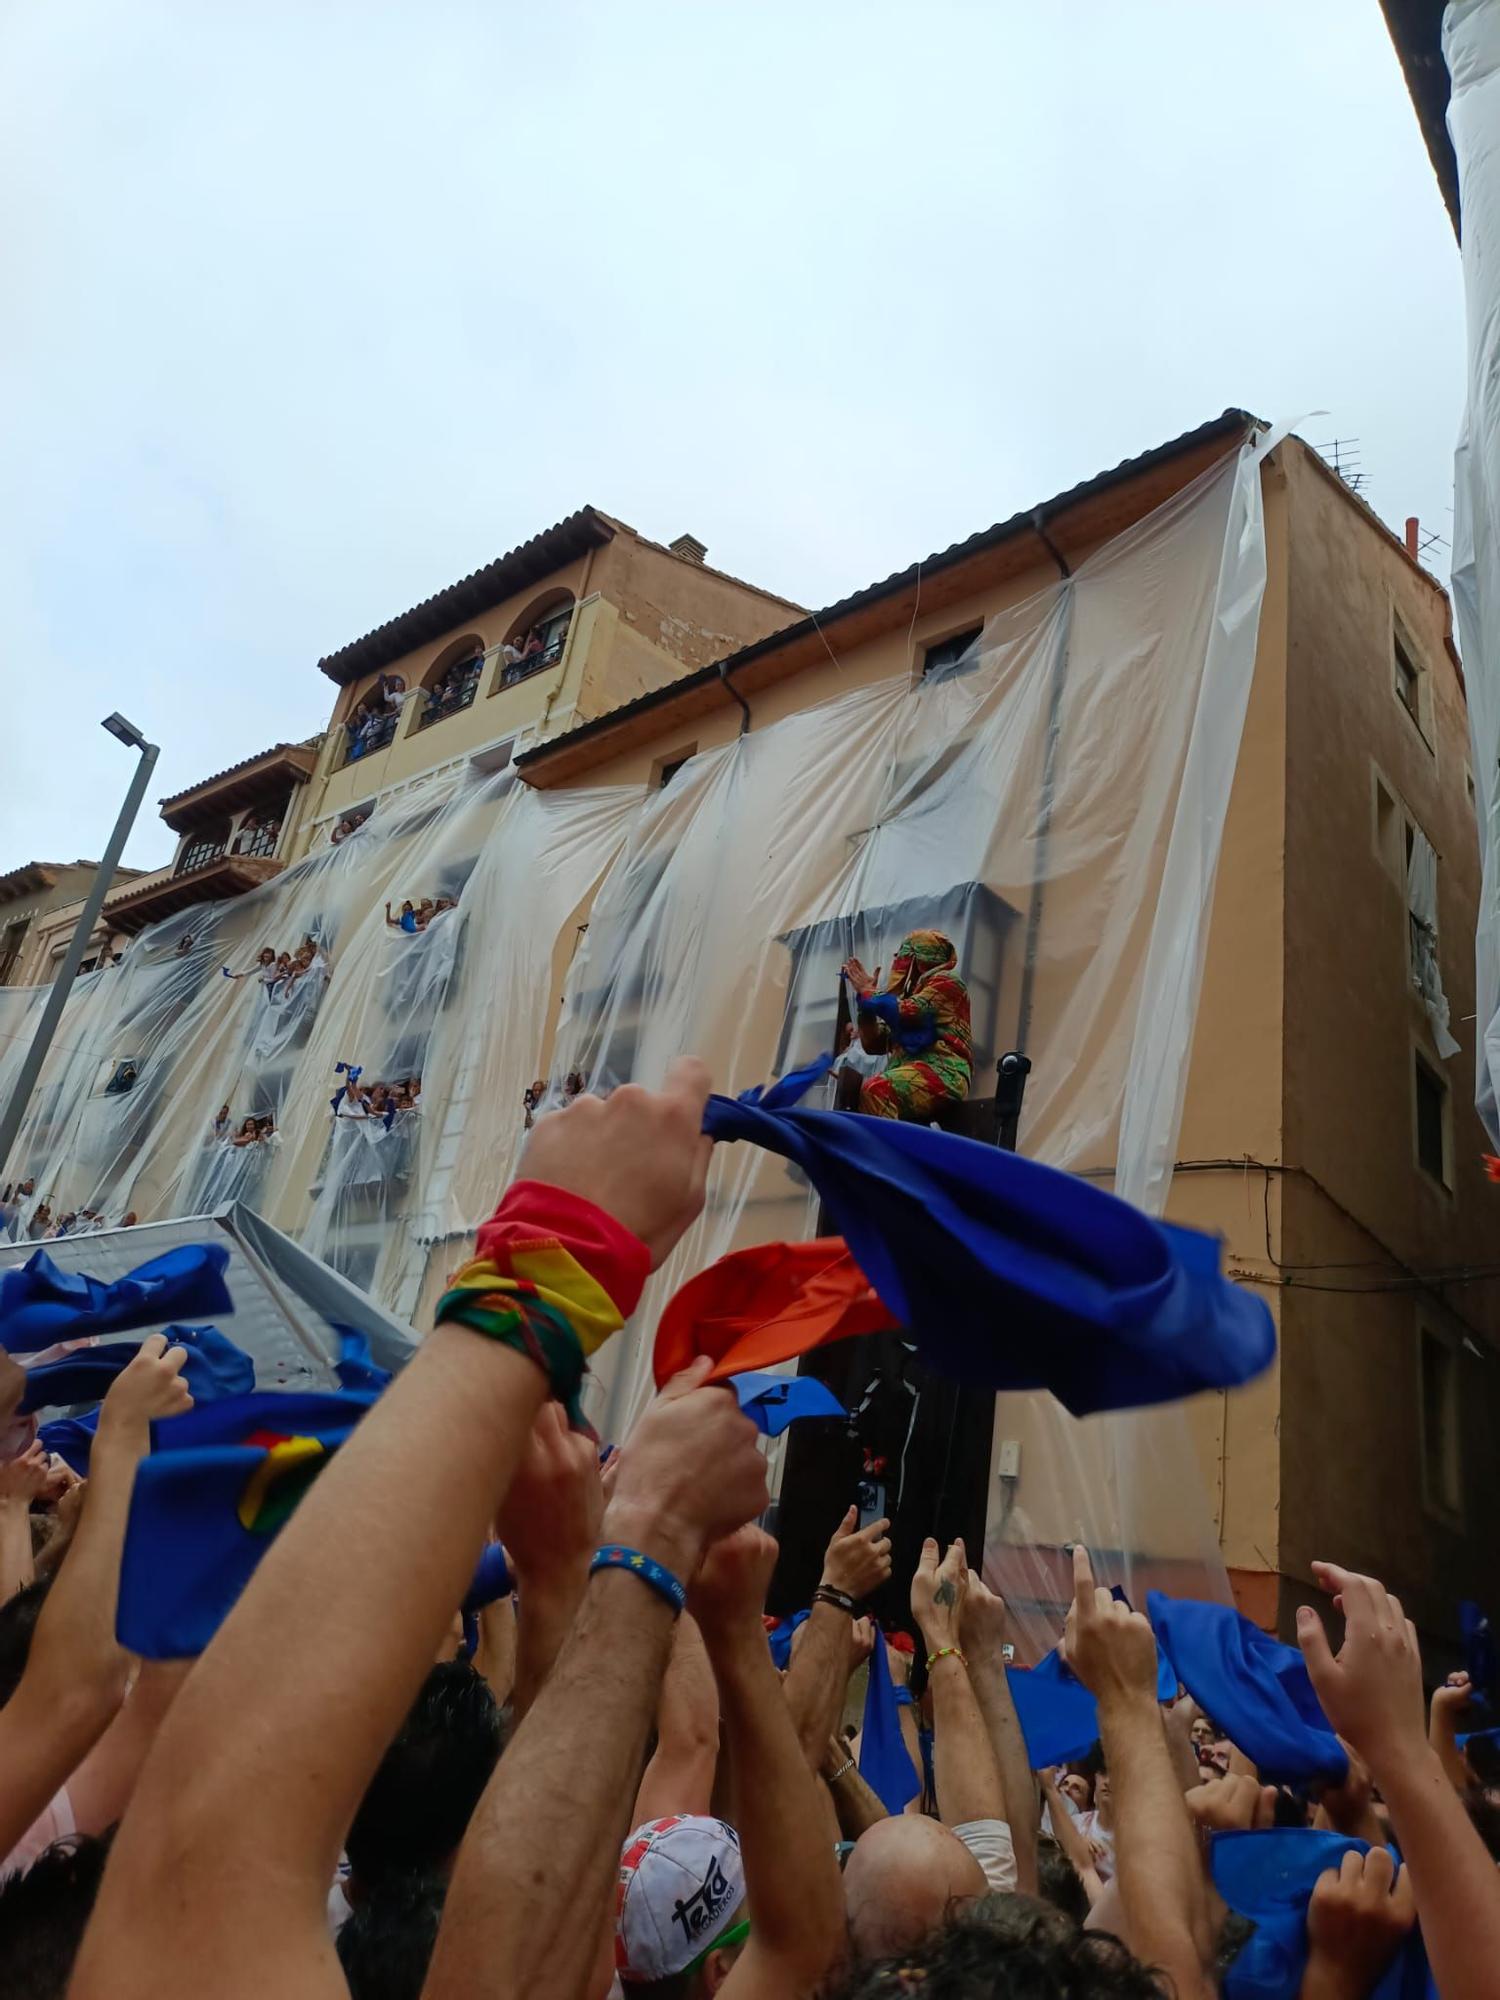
left=841, top=929, right=971, bottom=1122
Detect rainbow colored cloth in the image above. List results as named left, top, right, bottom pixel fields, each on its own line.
left=433, top=1180, right=651, bottom=1433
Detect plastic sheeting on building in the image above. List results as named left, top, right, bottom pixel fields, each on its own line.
left=1447, top=0, right=1500, bottom=1136
left=0, top=433, right=1270, bottom=1653
left=1408, top=823, right=1462, bottom=1059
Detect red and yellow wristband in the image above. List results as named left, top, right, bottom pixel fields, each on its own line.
left=435, top=1181, right=651, bottom=1432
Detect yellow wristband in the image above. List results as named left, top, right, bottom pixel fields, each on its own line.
left=925, top=1645, right=968, bottom=1672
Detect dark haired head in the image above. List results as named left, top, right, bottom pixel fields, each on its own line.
left=1033, top=1839, right=1089, bottom=1926
left=0, top=1833, right=114, bottom=1999
left=0, top=1577, right=54, bottom=1707
left=337, top=1871, right=446, bottom=2000
left=345, top=1662, right=502, bottom=1891
left=824, top=1897, right=1167, bottom=1998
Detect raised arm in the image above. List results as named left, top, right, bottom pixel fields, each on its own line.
left=1065, top=1547, right=1215, bottom=2000
left=0, top=1443, right=48, bottom=1602
left=497, top=1402, right=602, bottom=1719
left=782, top=1506, right=891, bottom=1767
left=1428, top=1669, right=1474, bottom=1793
left=634, top=1611, right=720, bottom=1823
left=1299, top=1561, right=1500, bottom=2000
left=911, top=1537, right=1007, bottom=1832
left=692, top=1528, right=847, bottom=2000
left=0, top=1336, right=189, bottom=1857
left=74, top=1061, right=714, bottom=2000
left=961, top=1569, right=1038, bottom=1891
left=425, top=1370, right=770, bottom=2000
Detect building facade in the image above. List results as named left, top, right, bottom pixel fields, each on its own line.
left=0, top=861, right=144, bottom=987
left=1, top=425, right=1492, bottom=1658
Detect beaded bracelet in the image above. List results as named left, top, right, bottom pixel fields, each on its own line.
left=590, top=1543, right=686, bottom=1615
left=925, top=1645, right=968, bottom=1672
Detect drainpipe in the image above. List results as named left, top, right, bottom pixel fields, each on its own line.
left=1013, top=508, right=1074, bottom=1058
left=718, top=659, right=753, bottom=735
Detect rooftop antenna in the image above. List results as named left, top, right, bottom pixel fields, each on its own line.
left=1318, top=437, right=1367, bottom=494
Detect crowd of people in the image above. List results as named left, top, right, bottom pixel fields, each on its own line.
left=331, top=809, right=372, bottom=846
left=0, top=1186, right=139, bottom=1244
left=0, top=1060, right=1493, bottom=1999
left=332, top=1069, right=423, bottom=1124
left=225, top=935, right=331, bottom=999
left=208, top=1108, right=280, bottom=1153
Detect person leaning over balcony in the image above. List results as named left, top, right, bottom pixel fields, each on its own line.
left=386, top=901, right=420, bottom=936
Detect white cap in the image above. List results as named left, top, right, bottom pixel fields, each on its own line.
left=615, top=1815, right=745, bottom=1983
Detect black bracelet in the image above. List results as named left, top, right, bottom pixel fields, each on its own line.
left=813, top=1585, right=857, bottom=1615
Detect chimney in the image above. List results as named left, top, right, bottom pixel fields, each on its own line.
left=1406, top=516, right=1420, bottom=558
left=669, top=533, right=708, bottom=566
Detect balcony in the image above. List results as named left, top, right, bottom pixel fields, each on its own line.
left=498, top=631, right=567, bottom=688
left=104, top=852, right=287, bottom=936
left=175, top=834, right=226, bottom=877
left=415, top=659, right=483, bottom=731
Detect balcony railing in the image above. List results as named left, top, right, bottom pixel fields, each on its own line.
left=175, top=836, right=227, bottom=877
left=415, top=660, right=482, bottom=730
left=345, top=710, right=399, bottom=766
left=499, top=633, right=567, bottom=688
left=232, top=820, right=282, bottom=859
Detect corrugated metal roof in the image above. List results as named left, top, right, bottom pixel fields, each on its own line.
left=316, top=507, right=619, bottom=685
left=517, top=407, right=1258, bottom=773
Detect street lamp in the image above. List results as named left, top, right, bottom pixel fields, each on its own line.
left=0, top=715, right=161, bottom=1180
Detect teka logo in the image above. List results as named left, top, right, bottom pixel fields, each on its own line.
left=671, top=1857, right=734, bottom=1946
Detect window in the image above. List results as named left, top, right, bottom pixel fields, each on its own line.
left=500, top=592, right=575, bottom=688
left=1392, top=622, right=1429, bottom=744
left=416, top=641, right=485, bottom=731
left=652, top=745, right=697, bottom=790
left=177, top=829, right=229, bottom=876
left=1420, top=1325, right=1462, bottom=1519
left=0, top=917, right=27, bottom=984
left=1414, top=1051, right=1450, bottom=1186
left=920, top=626, right=983, bottom=681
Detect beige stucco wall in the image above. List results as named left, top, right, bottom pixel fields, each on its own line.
left=1276, top=441, right=1500, bottom=1655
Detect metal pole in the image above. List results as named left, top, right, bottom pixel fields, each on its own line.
left=0, top=737, right=159, bottom=1177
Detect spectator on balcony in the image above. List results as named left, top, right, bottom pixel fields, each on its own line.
left=119, top=1211, right=138, bottom=1228
left=386, top=901, right=420, bottom=936
left=330, top=812, right=368, bottom=846
left=211, top=1104, right=231, bottom=1143
left=26, top=1202, right=51, bottom=1240
left=175, top=934, right=195, bottom=958
left=230, top=1118, right=262, bottom=1149
left=425, top=896, right=457, bottom=928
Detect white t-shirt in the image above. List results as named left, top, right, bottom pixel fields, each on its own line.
left=952, top=1818, right=1018, bottom=1895
left=2, top=1787, right=75, bottom=1879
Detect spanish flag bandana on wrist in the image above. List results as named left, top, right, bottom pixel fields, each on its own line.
left=433, top=1181, right=650, bottom=1434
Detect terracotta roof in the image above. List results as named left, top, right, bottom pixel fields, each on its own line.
left=0, top=860, right=143, bottom=907
left=1380, top=0, right=1460, bottom=239
left=159, top=742, right=318, bottom=833
left=517, top=407, right=1258, bottom=781
left=317, top=508, right=619, bottom=685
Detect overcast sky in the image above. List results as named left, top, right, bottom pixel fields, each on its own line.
left=0, top=0, right=1465, bottom=872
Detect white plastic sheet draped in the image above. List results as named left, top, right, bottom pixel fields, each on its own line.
left=0, top=439, right=1268, bottom=1651
left=1447, top=0, right=1500, bottom=1137
left=556, top=441, right=1268, bottom=1645
left=1408, top=825, right=1463, bottom=1059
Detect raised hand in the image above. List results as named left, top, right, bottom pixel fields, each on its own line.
left=1304, top=1847, right=1415, bottom=1999
left=1431, top=1668, right=1473, bottom=1723
left=910, top=1536, right=968, bottom=1651
left=517, top=1055, right=713, bottom=1267
left=98, top=1334, right=192, bottom=1433
left=959, top=1567, right=1008, bottom=1657
left=688, top=1524, right=778, bottom=1641
left=1062, top=1545, right=1159, bottom=1708
left=0, top=1441, right=51, bottom=1505
left=496, top=1401, right=603, bottom=1575
left=1297, top=1565, right=1426, bottom=1779
left=604, top=1359, right=768, bottom=1580
left=820, top=1505, right=892, bottom=1602
left=1184, top=1772, right=1277, bottom=1834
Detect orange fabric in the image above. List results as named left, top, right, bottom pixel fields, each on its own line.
left=652, top=1237, right=896, bottom=1387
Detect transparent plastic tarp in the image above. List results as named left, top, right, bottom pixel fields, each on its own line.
left=555, top=440, right=1269, bottom=1652
left=0, top=439, right=1269, bottom=1656
left=1446, top=0, right=1500, bottom=1137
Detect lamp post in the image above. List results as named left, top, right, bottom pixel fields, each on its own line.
left=0, top=714, right=160, bottom=1177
